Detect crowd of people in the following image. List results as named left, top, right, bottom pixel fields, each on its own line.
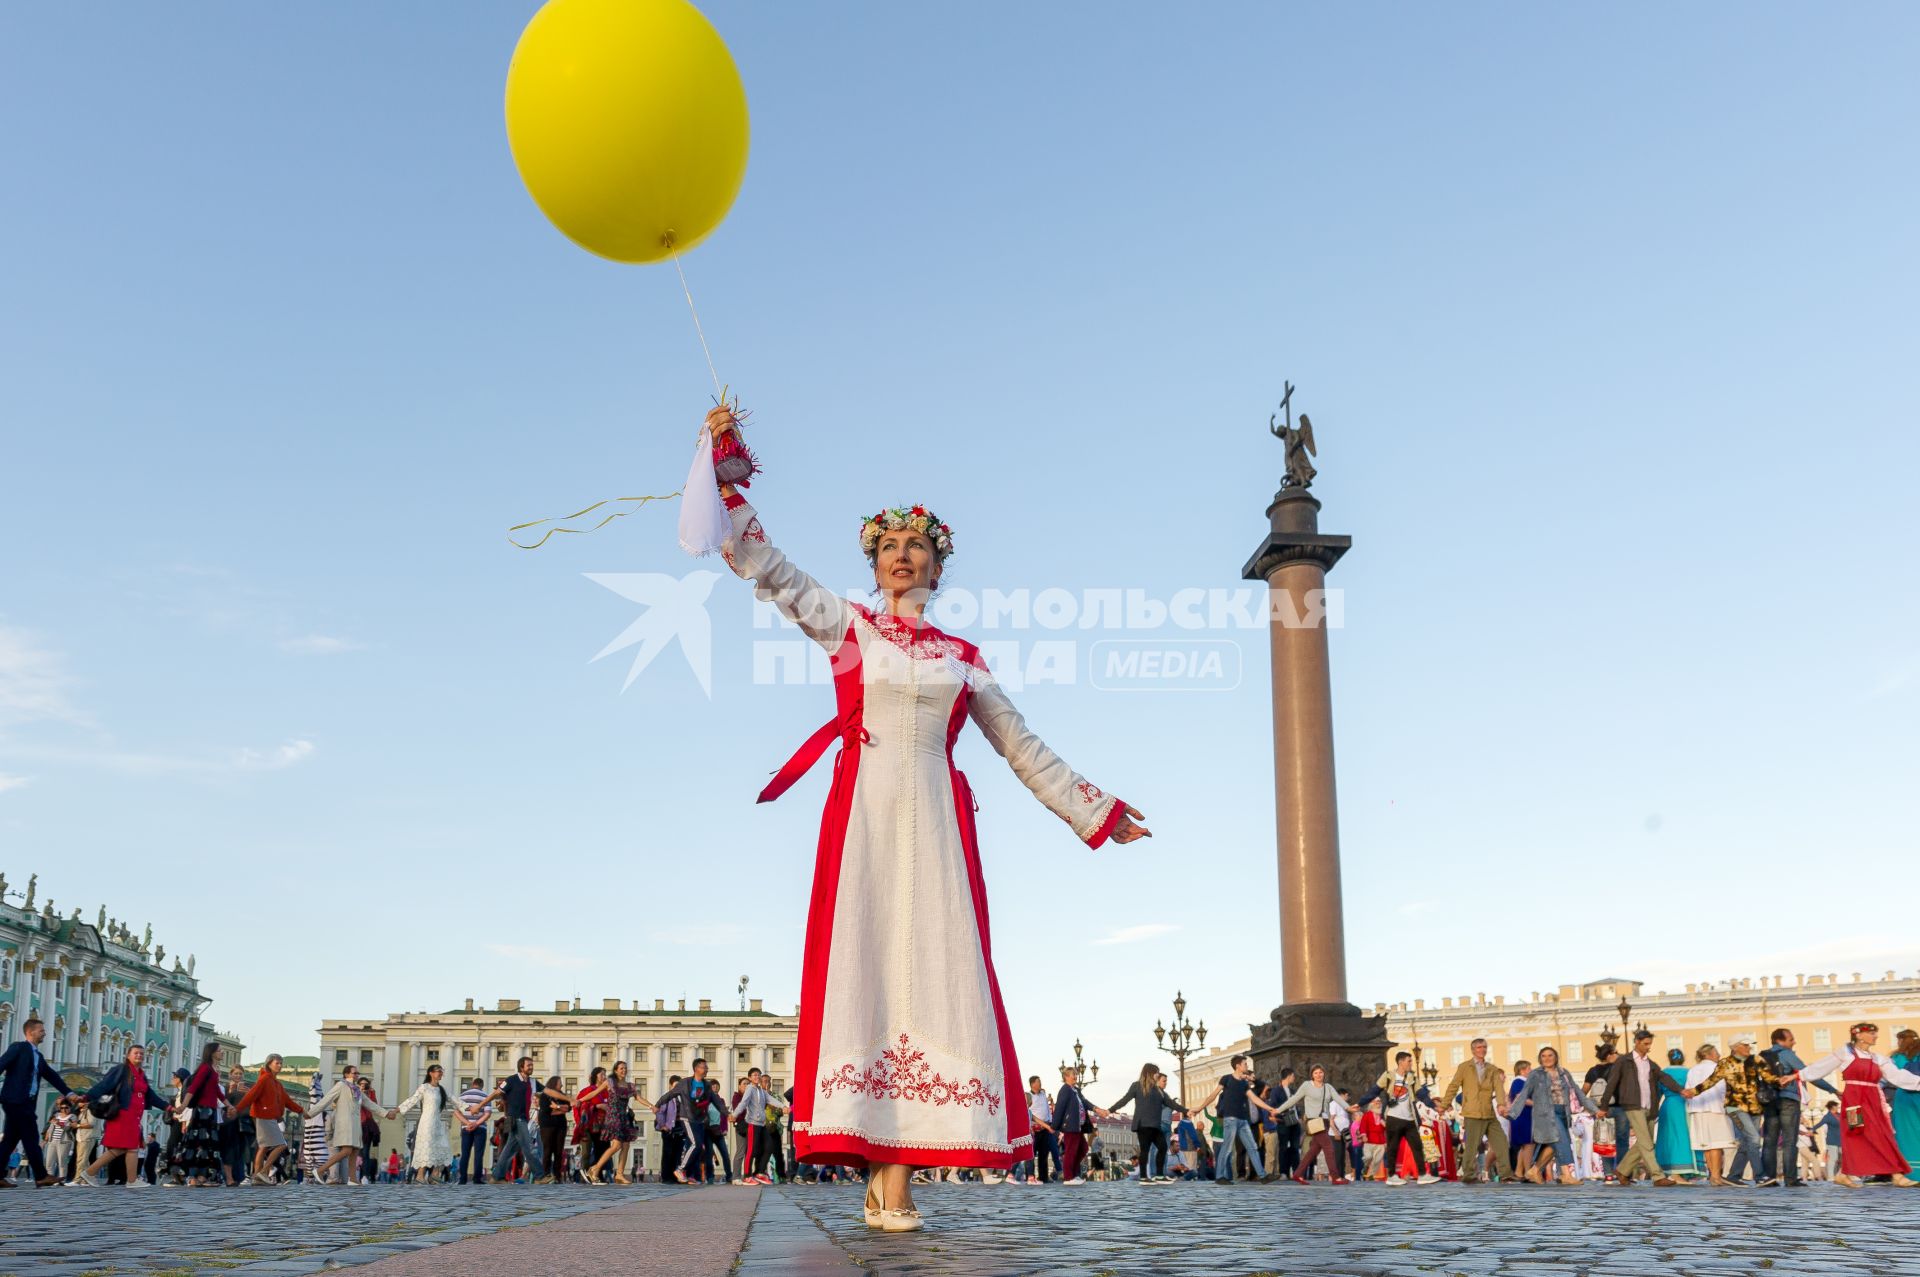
left=0, top=1020, right=813, bottom=1190
left=1029, top=1024, right=1920, bottom=1191
left=5, top=1016, right=1917, bottom=1194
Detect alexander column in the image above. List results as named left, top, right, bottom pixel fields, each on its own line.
left=1241, top=385, right=1391, bottom=1096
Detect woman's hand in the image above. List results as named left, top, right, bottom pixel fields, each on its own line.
left=1110, top=804, right=1151, bottom=844
left=705, top=403, right=739, bottom=440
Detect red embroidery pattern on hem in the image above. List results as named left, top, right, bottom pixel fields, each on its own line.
left=818, top=1033, right=1003, bottom=1116
left=1074, top=781, right=1104, bottom=804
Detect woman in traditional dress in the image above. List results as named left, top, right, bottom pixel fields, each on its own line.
left=1654, top=1048, right=1696, bottom=1178
left=587, top=1060, right=641, bottom=1185
left=1794, top=1022, right=1920, bottom=1188
left=392, top=1065, right=470, bottom=1184
left=705, top=405, right=1148, bottom=1231
left=1684, top=1044, right=1737, bottom=1186
left=1891, top=1028, right=1920, bottom=1169
left=75, top=1044, right=161, bottom=1188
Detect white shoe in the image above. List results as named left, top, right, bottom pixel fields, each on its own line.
left=1417, top=1175, right=1440, bottom=1185
left=128, top=1179, right=151, bottom=1189
left=879, top=1208, right=924, bottom=1233
left=1387, top=1176, right=1405, bottom=1186
left=67, top=1176, right=99, bottom=1188
left=1062, top=1177, right=1086, bottom=1185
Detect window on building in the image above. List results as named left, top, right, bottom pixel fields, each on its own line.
left=635, top=1047, right=649, bottom=1064
left=599, top=1047, right=613, bottom=1063
left=1451, top=1045, right=1465, bottom=1065
left=1665, top=1035, right=1683, bottom=1054
left=565, top=1047, right=579, bottom=1064
left=771, top=1048, right=784, bottom=1065
left=701, top=1045, right=720, bottom=1063
left=1813, top=1028, right=1831, bottom=1050
left=496, top=1047, right=510, bottom=1062
left=359, top=1049, right=374, bottom=1066
left=461, top=1047, right=474, bottom=1062
left=335, top=1049, right=348, bottom=1065
left=564, top=1076, right=576, bottom=1091
left=668, top=1047, right=683, bottom=1065
left=636, top=1081, right=649, bottom=1100
left=1568, top=1041, right=1584, bottom=1063
left=426, top=1048, right=441, bottom=1062
left=737, top=1048, right=751, bottom=1065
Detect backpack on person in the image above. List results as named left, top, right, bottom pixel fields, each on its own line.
left=1756, top=1048, right=1784, bottom=1106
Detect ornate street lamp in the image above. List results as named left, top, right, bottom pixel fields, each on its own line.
left=1154, top=991, right=1207, bottom=1103
left=1061, top=1039, right=1096, bottom=1084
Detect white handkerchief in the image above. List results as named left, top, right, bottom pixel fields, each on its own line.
left=678, top=425, right=731, bottom=557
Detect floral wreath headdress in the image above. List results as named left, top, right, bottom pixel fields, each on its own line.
left=860, top=504, right=954, bottom=564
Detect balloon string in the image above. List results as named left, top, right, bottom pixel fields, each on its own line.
left=668, top=241, right=724, bottom=402
left=507, top=492, right=683, bottom=549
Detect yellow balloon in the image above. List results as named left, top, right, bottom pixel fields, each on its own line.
left=505, top=0, right=749, bottom=264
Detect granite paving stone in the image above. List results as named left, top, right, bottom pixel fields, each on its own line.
left=778, top=1178, right=1920, bottom=1276
left=3, top=1176, right=1920, bottom=1276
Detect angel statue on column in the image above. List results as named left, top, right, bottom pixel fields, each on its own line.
left=684, top=403, right=1149, bottom=1232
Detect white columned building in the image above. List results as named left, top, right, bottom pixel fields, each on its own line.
left=319, top=994, right=800, bottom=1175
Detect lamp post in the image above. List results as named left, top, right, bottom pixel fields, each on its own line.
left=738, top=975, right=749, bottom=1013
left=1060, top=1039, right=1098, bottom=1086
left=1153, top=991, right=1207, bottom=1105
left=1616, top=997, right=1633, bottom=1047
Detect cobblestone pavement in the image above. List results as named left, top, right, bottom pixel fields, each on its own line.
left=8, top=1178, right=1920, bottom=1277
left=0, top=1181, right=690, bottom=1276
left=779, top=1180, right=1920, bottom=1276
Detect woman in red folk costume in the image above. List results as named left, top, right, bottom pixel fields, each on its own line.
left=704, top=404, right=1148, bottom=1231
left=1794, top=1022, right=1920, bottom=1188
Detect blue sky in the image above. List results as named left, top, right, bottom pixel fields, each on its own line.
left=3, top=3, right=1916, bottom=1083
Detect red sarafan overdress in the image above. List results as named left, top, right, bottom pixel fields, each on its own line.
left=1799, top=1046, right=1920, bottom=1177
left=719, top=493, right=1123, bottom=1168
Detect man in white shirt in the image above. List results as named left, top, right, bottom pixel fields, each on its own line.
left=1025, top=1075, right=1058, bottom=1184
left=1329, top=1090, right=1354, bottom=1181
left=1377, top=1052, right=1441, bottom=1185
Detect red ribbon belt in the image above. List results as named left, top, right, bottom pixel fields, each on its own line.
left=757, top=710, right=868, bottom=804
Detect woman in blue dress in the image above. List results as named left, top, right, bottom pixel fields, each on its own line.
left=1893, top=1029, right=1920, bottom=1168
left=1506, top=1060, right=1534, bottom=1180
left=1654, top=1048, right=1697, bottom=1177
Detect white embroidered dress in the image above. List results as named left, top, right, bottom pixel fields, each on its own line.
left=393, top=1082, right=465, bottom=1170
left=720, top=492, right=1123, bottom=1167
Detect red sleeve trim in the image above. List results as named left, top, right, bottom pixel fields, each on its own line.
left=1083, top=799, right=1125, bottom=850
left=722, top=492, right=747, bottom=511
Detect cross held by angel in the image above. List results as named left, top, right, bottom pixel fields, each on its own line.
left=1269, top=381, right=1317, bottom=489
